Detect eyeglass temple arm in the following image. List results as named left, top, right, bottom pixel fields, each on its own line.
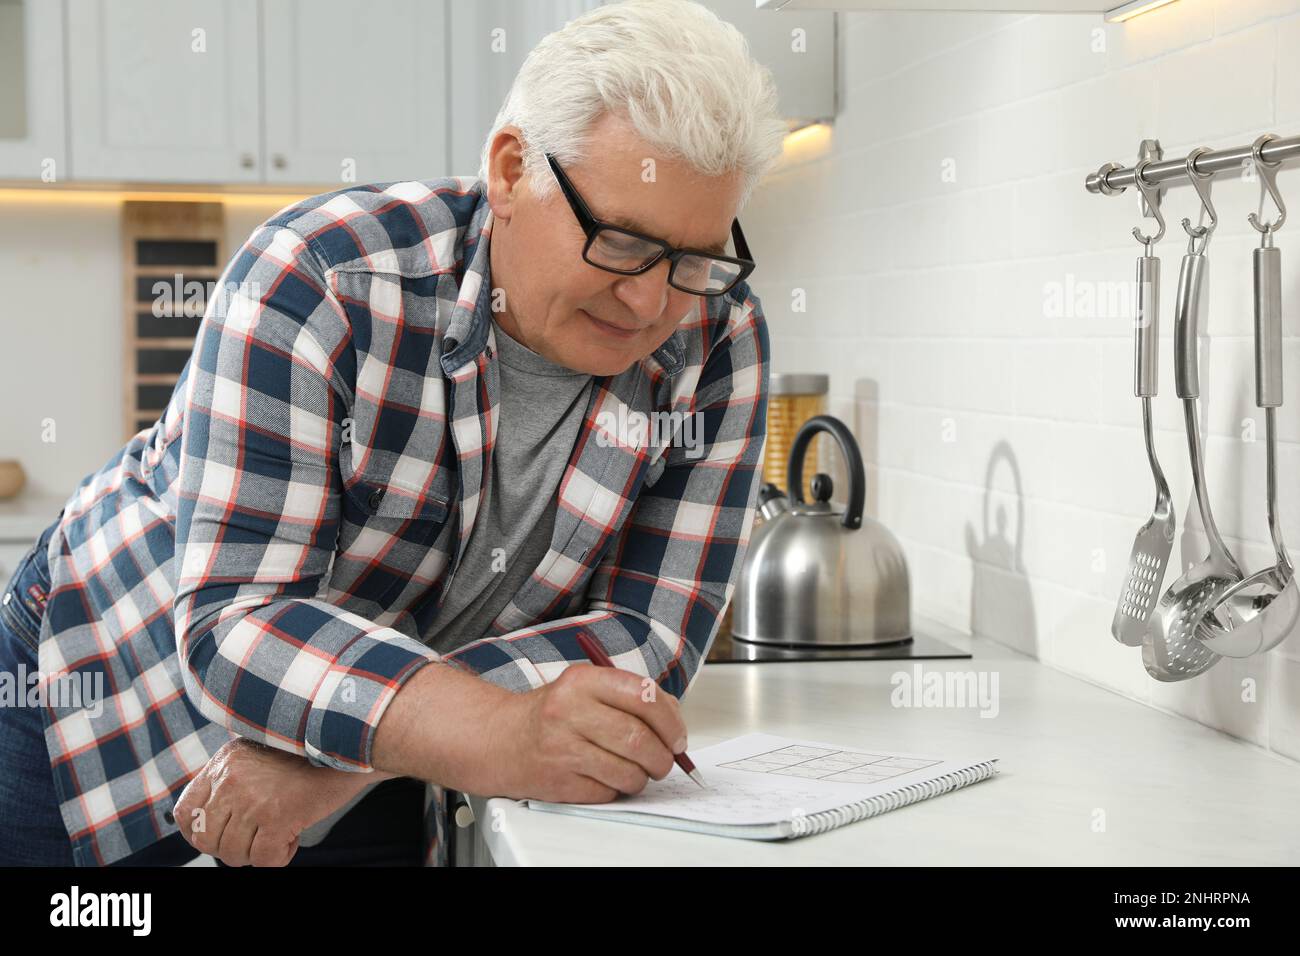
left=546, top=153, right=597, bottom=232
left=731, top=219, right=752, bottom=262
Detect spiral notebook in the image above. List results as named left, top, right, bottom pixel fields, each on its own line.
left=525, top=733, right=1000, bottom=840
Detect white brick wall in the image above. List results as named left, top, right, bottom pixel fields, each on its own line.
left=743, top=0, right=1300, bottom=760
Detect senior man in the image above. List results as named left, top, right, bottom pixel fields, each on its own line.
left=0, top=0, right=784, bottom=867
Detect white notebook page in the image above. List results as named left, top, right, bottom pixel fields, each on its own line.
left=530, top=732, right=997, bottom=826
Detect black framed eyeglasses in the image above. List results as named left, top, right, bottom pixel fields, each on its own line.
left=545, top=152, right=755, bottom=297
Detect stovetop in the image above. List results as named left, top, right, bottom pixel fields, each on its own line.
left=705, top=626, right=971, bottom=664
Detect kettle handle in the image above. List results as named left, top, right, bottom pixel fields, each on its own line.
left=786, top=415, right=865, bottom=530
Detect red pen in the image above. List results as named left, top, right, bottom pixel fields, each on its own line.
left=574, top=630, right=707, bottom=789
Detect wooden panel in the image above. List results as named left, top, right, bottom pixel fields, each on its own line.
left=121, top=200, right=224, bottom=442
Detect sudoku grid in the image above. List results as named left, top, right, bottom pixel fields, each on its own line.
left=718, top=744, right=941, bottom=785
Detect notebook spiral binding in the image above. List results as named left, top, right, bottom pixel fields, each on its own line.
left=792, top=760, right=1000, bottom=837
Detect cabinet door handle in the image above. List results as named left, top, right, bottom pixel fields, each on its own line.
left=272, top=154, right=287, bottom=170
left=239, top=153, right=255, bottom=169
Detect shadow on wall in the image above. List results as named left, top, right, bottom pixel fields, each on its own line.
left=851, top=379, right=880, bottom=519
left=965, top=440, right=1040, bottom=657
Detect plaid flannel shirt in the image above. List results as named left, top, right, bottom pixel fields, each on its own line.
left=37, top=176, right=769, bottom=866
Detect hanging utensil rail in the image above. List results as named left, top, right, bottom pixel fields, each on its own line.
left=1090, top=131, right=1298, bottom=673
left=1087, top=134, right=1300, bottom=196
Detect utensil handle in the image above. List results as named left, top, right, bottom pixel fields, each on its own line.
left=1255, top=245, right=1283, bottom=408
left=1173, top=252, right=1207, bottom=400
left=1135, top=255, right=1160, bottom=397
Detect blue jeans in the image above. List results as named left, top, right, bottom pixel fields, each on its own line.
left=0, top=511, right=424, bottom=867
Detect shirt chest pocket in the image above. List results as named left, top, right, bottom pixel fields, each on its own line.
left=334, top=465, right=456, bottom=608
left=335, top=381, right=456, bottom=536
left=339, top=468, right=454, bottom=535
left=336, top=429, right=457, bottom=567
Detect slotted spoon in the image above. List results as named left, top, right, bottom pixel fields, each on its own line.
left=1144, top=234, right=1243, bottom=680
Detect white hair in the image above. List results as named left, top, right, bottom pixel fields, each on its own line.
left=478, top=0, right=787, bottom=210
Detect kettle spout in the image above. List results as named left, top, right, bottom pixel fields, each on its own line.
left=757, top=483, right=789, bottom=521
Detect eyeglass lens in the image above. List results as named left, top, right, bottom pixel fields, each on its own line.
left=586, top=228, right=743, bottom=294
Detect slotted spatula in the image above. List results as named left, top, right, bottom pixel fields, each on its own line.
left=1112, top=175, right=1174, bottom=645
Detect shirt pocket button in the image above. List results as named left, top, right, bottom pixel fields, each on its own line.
left=367, top=489, right=385, bottom=512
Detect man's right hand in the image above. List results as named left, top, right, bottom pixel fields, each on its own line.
left=492, top=663, right=687, bottom=803
left=371, top=658, right=687, bottom=804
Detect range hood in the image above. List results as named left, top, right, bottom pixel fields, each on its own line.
left=757, top=0, right=1172, bottom=16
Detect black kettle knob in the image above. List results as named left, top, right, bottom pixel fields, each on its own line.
left=810, top=473, right=833, bottom=503
left=787, top=415, right=865, bottom=530
left=758, top=482, right=786, bottom=508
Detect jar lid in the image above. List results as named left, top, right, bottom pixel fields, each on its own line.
left=771, top=373, right=829, bottom=396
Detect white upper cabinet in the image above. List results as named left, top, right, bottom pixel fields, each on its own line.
left=65, top=0, right=262, bottom=183
left=262, top=0, right=449, bottom=185
left=0, top=0, right=68, bottom=181
left=447, top=1, right=601, bottom=179
left=22, top=0, right=833, bottom=186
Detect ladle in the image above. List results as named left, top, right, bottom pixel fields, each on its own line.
left=1197, top=135, right=1299, bottom=657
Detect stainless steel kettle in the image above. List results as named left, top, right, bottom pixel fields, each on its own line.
left=732, top=415, right=911, bottom=646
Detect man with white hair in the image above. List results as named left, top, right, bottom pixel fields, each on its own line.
left=0, top=0, right=784, bottom=866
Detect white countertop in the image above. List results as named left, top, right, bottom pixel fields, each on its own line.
left=0, top=493, right=68, bottom=542
left=467, top=621, right=1300, bottom=866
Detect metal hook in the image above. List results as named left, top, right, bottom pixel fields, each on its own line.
left=1131, top=158, right=1165, bottom=249
left=1181, top=146, right=1217, bottom=255
left=1249, top=133, right=1287, bottom=237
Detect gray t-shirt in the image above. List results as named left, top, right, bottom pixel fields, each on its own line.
left=298, top=316, right=592, bottom=848
left=423, top=316, right=594, bottom=652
